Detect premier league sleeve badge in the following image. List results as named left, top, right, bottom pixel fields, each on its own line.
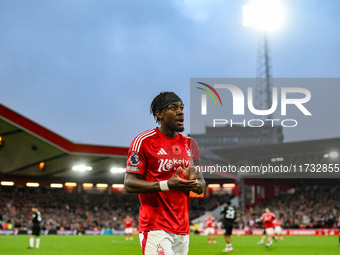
left=129, top=152, right=140, bottom=165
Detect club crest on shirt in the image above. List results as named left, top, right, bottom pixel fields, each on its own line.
left=157, top=244, right=165, bottom=255
left=185, top=144, right=191, bottom=157
left=129, top=152, right=140, bottom=165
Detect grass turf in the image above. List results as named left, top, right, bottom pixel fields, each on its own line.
left=1, top=234, right=339, bottom=254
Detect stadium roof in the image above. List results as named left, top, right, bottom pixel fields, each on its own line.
left=1, top=103, right=339, bottom=183
left=0, top=104, right=128, bottom=183
left=212, top=138, right=340, bottom=164
left=211, top=137, right=340, bottom=179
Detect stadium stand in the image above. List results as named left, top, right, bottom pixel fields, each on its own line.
left=0, top=187, right=139, bottom=232
left=243, top=180, right=340, bottom=230
left=1, top=180, right=339, bottom=232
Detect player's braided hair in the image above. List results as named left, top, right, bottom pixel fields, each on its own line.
left=150, top=92, right=182, bottom=123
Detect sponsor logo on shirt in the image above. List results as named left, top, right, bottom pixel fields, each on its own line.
left=157, top=158, right=190, bottom=172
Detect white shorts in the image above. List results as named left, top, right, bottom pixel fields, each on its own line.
left=139, top=230, right=189, bottom=255
left=265, top=228, right=274, bottom=235
left=274, top=226, right=282, bottom=234
left=125, top=228, right=133, bottom=234
left=205, top=228, right=215, bottom=235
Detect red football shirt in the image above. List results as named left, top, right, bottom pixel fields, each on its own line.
left=126, top=128, right=200, bottom=235
left=273, top=219, right=282, bottom=227
left=204, top=217, right=215, bottom=228
left=261, top=213, right=276, bottom=229
left=124, top=218, right=133, bottom=228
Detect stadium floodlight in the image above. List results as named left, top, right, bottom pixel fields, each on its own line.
left=83, top=183, right=93, bottom=188
left=72, top=164, right=92, bottom=172
left=26, top=182, right=39, bottom=187
left=50, top=183, right=63, bottom=188
left=242, top=0, right=285, bottom=31
left=208, top=184, right=221, bottom=189
left=223, top=183, right=236, bottom=188
left=271, top=157, right=284, bottom=162
left=112, top=184, right=124, bottom=189
left=1, top=181, right=14, bottom=186
left=330, top=151, right=339, bottom=158
left=65, top=182, right=77, bottom=187
left=111, top=167, right=126, bottom=173
left=324, top=152, right=339, bottom=158
left=96, top=183, right=108, bottom=188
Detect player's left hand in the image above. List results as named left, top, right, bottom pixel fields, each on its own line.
left=180, top=162, right=199, bottom=180
left=167, top=167, right=200, bottom=191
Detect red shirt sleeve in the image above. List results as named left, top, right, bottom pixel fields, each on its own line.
left=189, top=138, right=200, bottom=162
left=126, top=142, right=147, bottom=175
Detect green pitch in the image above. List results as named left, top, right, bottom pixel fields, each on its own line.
left=0, top=234, right=339, bottom=255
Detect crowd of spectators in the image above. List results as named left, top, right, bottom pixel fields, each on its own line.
left=243, top=182, right=340, bottom=230
left=0, top=187, right=139, bottom=232
left=0, top=186, right=226, bottom=232
left=1, top=181, right=339, bottom=232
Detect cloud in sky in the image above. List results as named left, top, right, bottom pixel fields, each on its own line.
left=1, top=0, right=339, bottom=146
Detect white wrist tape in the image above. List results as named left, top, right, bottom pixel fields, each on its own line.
left=159, top=180, right=169, bottom=191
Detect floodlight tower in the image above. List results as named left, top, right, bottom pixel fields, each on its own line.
left=240, top=0, right=285, bottom=212
left=242, top=0, right=285, bottom=119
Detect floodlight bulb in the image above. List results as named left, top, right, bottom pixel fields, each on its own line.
left=242, top=0, right=285, bottom=31
left=72, top=165, right=92, bottom=171
left=111, top=167, right=126, bottom=173
left=330, top=152, right=339, bottom=158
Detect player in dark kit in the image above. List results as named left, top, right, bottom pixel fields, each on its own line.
left=28, top=206, right=42, bottom=249
left=124, top=91, right=206, bottom=255
left=221, top=201, right=236, bottom=253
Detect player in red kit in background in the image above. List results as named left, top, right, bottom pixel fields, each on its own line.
left=204, top=213, right=217, bottom=244
left=124, top=92, right=206, bottom=255
left=258, top=208, right=276, bottom=248
left=273, top=217, right=284, bottom=241
left=124, top=215, right=134, bottom=240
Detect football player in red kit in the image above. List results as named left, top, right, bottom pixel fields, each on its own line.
left=124, top=216, right=134, bottom=240
left=273, top=217, right=284, bottom=241
left=124, top=92, right=206, bottom=255
left=259, top=208, right=276, bottom=248
left=204, top=213, right=217, bottom=244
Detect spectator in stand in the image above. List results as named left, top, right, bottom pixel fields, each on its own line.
left=1, top=182, right=340, bottom=237
left=3, top=220, right=10, bottom=229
